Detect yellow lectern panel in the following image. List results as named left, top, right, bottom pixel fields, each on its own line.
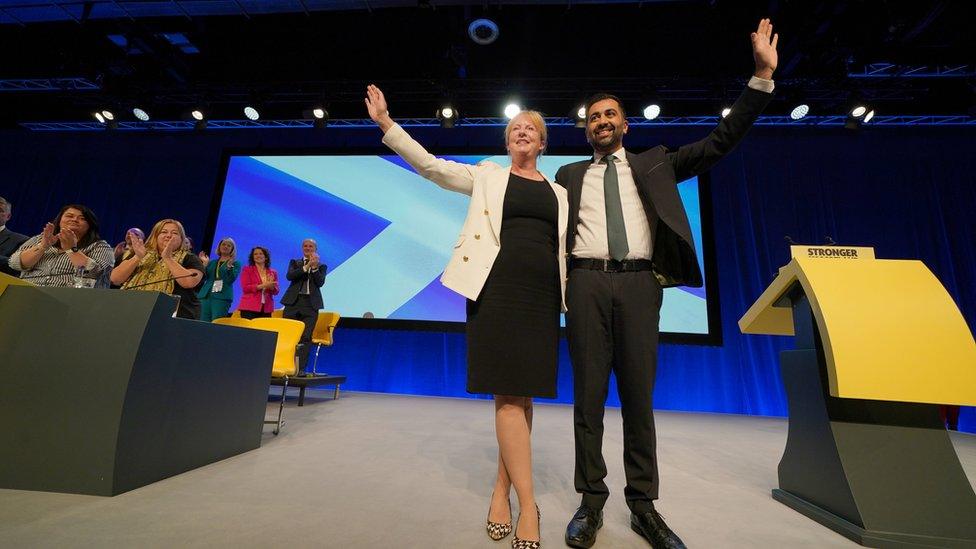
left=740, top=254, right=976, bottom=406
left=0, top=272, right=32, bottom=298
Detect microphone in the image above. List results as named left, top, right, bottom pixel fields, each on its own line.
left=824, top=236, right=836, bottom=246
left=19, top=270, right=77, bottom=280
left=123, top=272, right=200, bottom=290
left=783, top=235, right=796, bottom=245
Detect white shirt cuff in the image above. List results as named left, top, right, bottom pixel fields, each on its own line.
left=748, top=75, right=775, bottom=94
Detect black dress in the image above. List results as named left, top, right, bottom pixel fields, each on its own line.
left=466, top=174, right=560, bottom=398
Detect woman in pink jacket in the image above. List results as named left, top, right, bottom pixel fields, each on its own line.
left=237, top=246, right=279, bottom=319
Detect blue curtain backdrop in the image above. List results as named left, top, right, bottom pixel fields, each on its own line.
left=2, top=124, right=973, bottom=432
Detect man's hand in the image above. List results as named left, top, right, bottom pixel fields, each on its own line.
left=751, top=18, right=778, bottom=80
left=308, top=252, right=321, bottom=270
left=365, top=84, right=395, bottom=133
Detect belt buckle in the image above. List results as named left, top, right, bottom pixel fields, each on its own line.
left=603, top=259, right=622, bottom=272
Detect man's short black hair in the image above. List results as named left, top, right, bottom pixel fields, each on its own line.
left=585, top=93, right=627, bottom=119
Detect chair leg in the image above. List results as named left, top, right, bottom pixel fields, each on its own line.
left=334, top=384, right=340, bottom=400
left=274, top=376, right=288, bottom=435
left=298, top=386, right=306, bottom=407
left=311, top=344, right=321, bottom=375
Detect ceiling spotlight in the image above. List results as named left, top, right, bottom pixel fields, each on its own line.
left=790, top=104, right=810, bottom=120
left=643, top=104, right=661, bottom=120
left=504, top=103, right=521, bottom=119
left=721, top=107, right=732, bottom=118
left=851, top=105, right=867, bottom=118
left=191, top=109, right=205, bottom=121
left=93, top=112, right=105, bottom=124
left=436, top=105, right=457, bottom=128
left=575, top=106, right=587, bottom=128
left=101, top=110, right=115, bottom=121
left=243, top=106, right=260, bottom=121
left=303, top=105, right=329, bottom=128
left=468, top=18, right=500, bottom=45
left=132, top=107, right=150, bottom=121
left=313, top=107, right=329, bottom=128
left=863, top=109, right=875, bottom=123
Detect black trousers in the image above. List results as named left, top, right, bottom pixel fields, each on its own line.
left=283, top=294, right=318, bottom=371
left=566, top=268, right=663, bottom=514
left=239, top=310, right=271, bottom=320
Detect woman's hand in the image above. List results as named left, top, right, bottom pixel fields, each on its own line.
left=58, top=228, right=79, bottom=251
left=160, top=235, right=181, bottom=259
left=40, top=223, right=58, bottom=249
left=130, top=235, right=147, bottom=258
left=365, top=84, right=395, bottom=132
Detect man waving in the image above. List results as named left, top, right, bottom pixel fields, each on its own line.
left=559, top=19, right=779, bottom=549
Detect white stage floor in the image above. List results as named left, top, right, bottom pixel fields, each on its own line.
left=2, top=391, right=974, bottom=548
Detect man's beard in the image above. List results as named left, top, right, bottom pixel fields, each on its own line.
left=589, top=125, right=619, bottom=151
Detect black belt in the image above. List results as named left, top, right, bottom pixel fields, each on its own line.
left=570, top=257, right=654, bottom=272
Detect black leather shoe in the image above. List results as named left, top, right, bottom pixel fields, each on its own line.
left=564, top=505, right=602, bottom=548
left=630, top=508, right=686, bottom=549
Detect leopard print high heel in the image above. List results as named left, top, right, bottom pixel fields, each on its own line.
left=486, top=494, right=513, bottom=541
left=511, top=504, right=540, bottom=548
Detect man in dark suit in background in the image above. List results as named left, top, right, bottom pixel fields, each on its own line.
left=558, top=19, right=779, bottom=549
left=0, top=196, right=29, bottom=277
left=281, top=238, right=327, bottom=374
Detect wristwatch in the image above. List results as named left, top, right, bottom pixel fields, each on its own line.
left=70, top=246, right=80, bottom=253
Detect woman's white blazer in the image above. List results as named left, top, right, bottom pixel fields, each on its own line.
left=382, top=123, right=569, bottom=311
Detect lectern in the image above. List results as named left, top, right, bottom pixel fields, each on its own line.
left=739, top=246, right=976, bottom=547
left=0, top=272, right=277, bottom=496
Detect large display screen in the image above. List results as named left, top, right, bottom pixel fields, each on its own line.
left=211, top=152, right=717, bottom=339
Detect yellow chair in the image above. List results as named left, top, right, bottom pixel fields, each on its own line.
left=271, top=308, right=284, bottom=318
left=212, top=316, right=253, bottom=328
left=249, top=317, right=305, bottom=378
left=309, top=312, right=341, bottom=375
left=230, top=310, right=242, bottom=319
left=249, top=317, right=305, bottom=435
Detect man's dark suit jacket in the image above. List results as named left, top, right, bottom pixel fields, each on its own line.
left=0, top=227, right=29, bottom=276
left=556, top=86, right=773, bottom=288
left=280, top=258, right=327, bottom=309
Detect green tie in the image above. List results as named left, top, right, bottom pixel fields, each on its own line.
left=601, top=154, right=629, bottom=261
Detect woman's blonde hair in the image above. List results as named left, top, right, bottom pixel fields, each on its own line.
left=215, top=237, right=237, bottom=259
left=504, top=110, right=548, bottom=155
left=145, top=218, right=188, bottom=253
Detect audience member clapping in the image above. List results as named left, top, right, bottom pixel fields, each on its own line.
left=8, top=204, right=113, bottom=287
left=112, top=219, right=205, bottom=319
left=197, top=237, right=241, bottom=321
left=237, top=246, right=280, bottom=319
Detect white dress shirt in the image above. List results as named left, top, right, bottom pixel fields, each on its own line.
left=574, top=147, right=655, bottom=260
left=573, top=76, right=774, bottom=260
